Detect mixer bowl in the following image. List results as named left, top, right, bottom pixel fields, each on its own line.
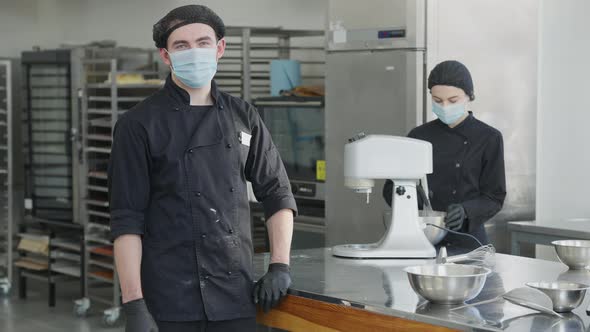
left=526, top=281, right=589, bottom=312
left=404, top=264, right=491, bottom=304
left=420, top=211, right=448, bottom=245
left=552, top=240, right=590, bottom=270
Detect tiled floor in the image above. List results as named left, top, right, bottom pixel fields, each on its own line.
left=0, top=280, right=123, bottom=332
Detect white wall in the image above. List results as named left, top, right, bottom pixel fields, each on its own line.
left=0, top=0, right=327, bottom=57
left=536, top=0, right=590, bottom=224
left=0, top=1, right=57, bottom=57
left=535, top=0, right=590, bottom=260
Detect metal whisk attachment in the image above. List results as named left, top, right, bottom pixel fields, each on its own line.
left=436, top=245, right=496, bottom=267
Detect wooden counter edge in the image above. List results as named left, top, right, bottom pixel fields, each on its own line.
left=256, top=294, right=459, bottom=332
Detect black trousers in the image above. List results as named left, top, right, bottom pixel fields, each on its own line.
left=156, top=317, right=257, bottom=332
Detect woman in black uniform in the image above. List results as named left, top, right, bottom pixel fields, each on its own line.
left=383, top=60, right=506, bottom=252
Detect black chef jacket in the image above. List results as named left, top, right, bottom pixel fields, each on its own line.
left=383, top=113, right=506, bottom=249
left=108, top=75, right=298, bottom=321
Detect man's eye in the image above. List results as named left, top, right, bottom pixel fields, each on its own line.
left=176, top=45, right=188, bottom=50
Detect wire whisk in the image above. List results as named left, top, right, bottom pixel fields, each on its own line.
left=426, top=222, right=496, bottom=267
left=447, top=244, right=496, bottom=267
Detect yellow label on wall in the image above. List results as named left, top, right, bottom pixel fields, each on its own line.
left=316, top=160, right=326, bottom=181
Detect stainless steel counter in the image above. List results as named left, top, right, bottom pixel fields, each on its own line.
left=254, top=248, right=590, bottom=331
left=509, top=221, right=590, bottom=256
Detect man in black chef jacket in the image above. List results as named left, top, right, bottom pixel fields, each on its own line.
left=383, top=60, right=506, bottom=253
left=108, top=5, right=297, bottom=332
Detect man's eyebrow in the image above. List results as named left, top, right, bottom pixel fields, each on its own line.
left=196, top=36, right=214, bottom=42
left=172, top=39, right=189, bottom=46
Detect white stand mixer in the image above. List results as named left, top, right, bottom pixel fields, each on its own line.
left=332, top=134, right=436, bottom=259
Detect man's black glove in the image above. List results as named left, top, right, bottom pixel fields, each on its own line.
left=445, top=204, right=467, bottom=231
left=123, top=298, right=158, bottom=332
left=253, top=263, right=291, bottom=313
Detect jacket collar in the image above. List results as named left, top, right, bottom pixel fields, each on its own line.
left=436, top=111, right=474, bottom=130
left=433, top=112, right=480, bottom=140
left=164, top=74, right=223, bottom=108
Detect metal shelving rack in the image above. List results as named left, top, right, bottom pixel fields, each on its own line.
left=19, top=49, right=86, bottom=307
left=75, top=48, right=161, bottom=325
left=217, top=27, right=325, bottom=101
left=19, top=48, right=160, bottom=317
left=22, top=50, right=74, bottom=223
left=0, top=60, right=14, bottom=294
left=16, top=217, right=84, bottom=307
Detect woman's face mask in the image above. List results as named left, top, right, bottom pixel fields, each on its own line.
left=167, top=46, right=218, bottom=88
left=430, top=85, right=470, bottom=125
left=432, top=101, right=467, bottom=125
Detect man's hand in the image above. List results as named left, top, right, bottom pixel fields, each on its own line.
left=445, top=204, right=467, bottom=231
left=123, top=298, right=158, bottom=332
left=253, top=263, right=291, bottom=313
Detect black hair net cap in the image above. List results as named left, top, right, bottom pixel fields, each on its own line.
left=428, top=60, right=475, bottom=101
left=153, top=5, right=225, bottom=49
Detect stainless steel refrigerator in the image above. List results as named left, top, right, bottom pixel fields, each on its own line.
left=325, top=0, right=427, bottom=246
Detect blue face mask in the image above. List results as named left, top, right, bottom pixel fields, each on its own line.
left=432, top=102, right=467, bottom=125
left=168, top=47, right=218, bottom=88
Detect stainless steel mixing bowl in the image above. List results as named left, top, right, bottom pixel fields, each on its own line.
left=552, top=240, right=590, bottom=270
left=526, top=281, right=590, bottom=312
left=404, top=264, right=491, bottom=304
left=419, top=211, right=448, bottom=245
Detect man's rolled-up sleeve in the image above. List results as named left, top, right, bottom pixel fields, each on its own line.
left=108, top=116, right=151, bottom=240
left=245, top=110, right=298, bottom=220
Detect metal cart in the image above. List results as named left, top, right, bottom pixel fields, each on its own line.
left=19, top=49, right=86, bottom=307
left=0, top=60, right=14, bottom=295
left=15, top=217, right=83, bottom=307
left=22, top=50, right=75, bottom=223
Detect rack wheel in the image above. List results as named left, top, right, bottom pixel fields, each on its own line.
left=102, top=307, right=121, bottom=326
left=73, top=297, right=91, bottom=317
